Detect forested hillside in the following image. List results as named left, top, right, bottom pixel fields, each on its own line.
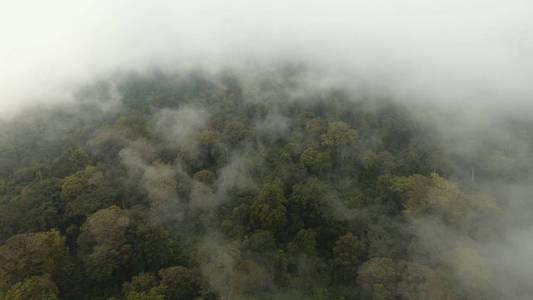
left=0, top=66, right=532, bottom=299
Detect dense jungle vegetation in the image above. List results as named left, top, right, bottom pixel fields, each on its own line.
left=0, top=66, right=532, bottom=299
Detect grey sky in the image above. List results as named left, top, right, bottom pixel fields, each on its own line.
left=1, top=0, right=532, bottom=116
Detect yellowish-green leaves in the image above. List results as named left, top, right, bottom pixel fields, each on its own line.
left=5, top=275, right=59, bottom=300
left=126, top=289, right=165, bottom=300
left=78, top=206, right=130, bottom=280
left=81, top=205, right=130, bottom=246
left=0, top=230, right=67, bottom=291
left=60, top=166, right=100, bottom=201
left=300, top=147, right=331, bottom=171
left=321, top=121, right=359, bottom=148
left=391, top=173, right=499, bottom=222
left=193, top=169, right=216, bottom=185
left=392, top=174, right=459, bottom=216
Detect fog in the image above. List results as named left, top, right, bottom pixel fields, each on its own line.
left=1, top=0, right=533, bottom=117
left=2, top=1, right=533, bottom=299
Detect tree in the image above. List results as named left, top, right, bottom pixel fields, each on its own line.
left=123, top=272, right=160, bottom=297
left=289, top=178, right=332, bottom=227
left=193, top=169, right=216, bottom=185
left=51, top=148, right=90, bottom=178
left=61, top=166, right=119, bottom=219
left=130, top=224, right=183, bottom=272
left=88, top=126, right=129, bottom=162
left=0, top=65, right=526, bottom=299
left=245, top=230, right=277, bottom=254
left=4, top=275, right=59, bottom=300
left=299, top=147, right=331, bottom=172
left=362, top=150, right=395, bottom=179
left=141, top=162, right=177, bottom=206
left=126, top=289, right=165, bottom=300
left=77, top=206, right=131, bottom=281
left=5, top=178, right=64, bottom=235
left=321, top=121, right=359, bottom=165
left=390, top=174, right=431, bottom=214
left=396, top=260, right=450, bottom=300
left=250, top=183, right=288, bottom=233
left=305, top=118, right=328, bottom=138
left=364, top=218, right=407, bottom=258
left=158, top=266, right=198, bottom=300
left=230, top=260, right=269, bottom=298
left=0, top=230, right=67, bottom=290
left=193, top=130, right=223, bottom=170
left=290, top=229, right=317, bottom=256
left=321, top=121, right=359, bottom=148
left=357, top=257, right=397, bottom=299
left=391, top=173, right=466, bottom=221
left=332, top=232, right=365, bottom=283
left=222, top=120, right=249, bottom=146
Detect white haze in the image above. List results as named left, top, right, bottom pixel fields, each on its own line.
left=2, top=1, right=533, bottom=297
left=1, top=0, right=533, bottom=117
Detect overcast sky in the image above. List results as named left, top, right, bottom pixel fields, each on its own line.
left=1, top=0, right=532, bottom=116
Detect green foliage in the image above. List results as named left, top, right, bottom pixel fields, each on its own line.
left=61, top=166, right=99, bottom=200
left=51, top=148, right=90, bottom=178
left=321, top=121, right=359, bottom=148
left=126, top=289, right=165, bottom=300
left=390, top=174, right=429, bottom=213
left=300, top=147, right=331, bottom=171
left=289, top=178, right=332, bottom=227
left=130, top=224, right=184, bottom=272
left=5, top=275, right=59, bottom=300
left=123, top=272, right=159, bottom=296
left=246, top=230, right=277, bottom=253
left=305, top=118, right=328, bottom=138
left=250, top=183, right=288, bottom=232
left=290, top=229, right=317, bottom=255
left=193, top=169, right=216, bottom=185
left=332, top=232, right=365, bottom=283
left=60, top=165, right=123, bottom=220
left=357, top=257, right=397, bottom=299
left=0, top=230, right=67, bottom=291
left=0, top=68, right=522, bottom=299
left=230, top=259, right=269, bottom=298
left=77, top=206, right=131, bottom=281
left=158, top=266, right=198, bottom=300
left=0, top=178, right=64, bottom=237
left=222, top=120, right=249, bottom=145
left=362, top=150, right=395, bottom=178
left=391, top=173, right=476, bottom=222
left=396, top=260, right=450, bottom=300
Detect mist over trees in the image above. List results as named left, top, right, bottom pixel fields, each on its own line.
left=0, top=66, right=532, bottom=299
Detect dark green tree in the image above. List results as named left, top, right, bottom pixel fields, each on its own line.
left=250, top=183, right=288, bottom=233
